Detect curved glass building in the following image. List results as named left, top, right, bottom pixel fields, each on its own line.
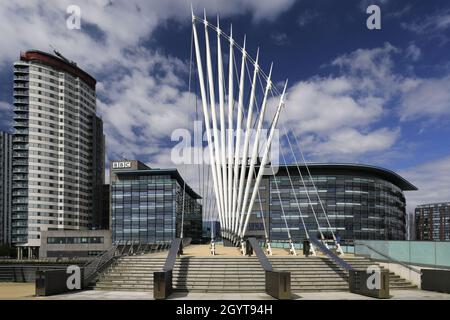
left=244, top=163, right=417, bottom=245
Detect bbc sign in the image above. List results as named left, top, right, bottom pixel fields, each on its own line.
left=113, top=161, right=132, bottom=169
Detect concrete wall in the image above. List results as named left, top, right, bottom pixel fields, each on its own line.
left=39, top=230, right=112, bottom=259
left=378, top=262, right=422, bottom=288
left=378, top=261, right=450, bottom=289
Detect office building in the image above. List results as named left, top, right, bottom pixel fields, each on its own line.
left=39, top=229, right=112, bottom=259
left=415, top=202, right=450, bottom=241
left=243, top=163, right=417, bottom=244
left=100, top=184, right=110, bottom=230
left=0, top=132, right=13, bottom=244
left=110, top=160, right=202, bottom=244
left=12, top=50, right=105, bottom=256
left=202, top=220, right=221, bottom=242
left=406, top=212, right=416, bottom=240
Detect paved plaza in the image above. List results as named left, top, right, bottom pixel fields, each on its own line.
left=1, top=283, right=449, bottom=300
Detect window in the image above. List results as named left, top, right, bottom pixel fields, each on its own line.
left=47, top=236, right=105, bottom=244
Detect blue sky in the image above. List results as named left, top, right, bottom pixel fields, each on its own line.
left=0, top=0, right=449, bottom=211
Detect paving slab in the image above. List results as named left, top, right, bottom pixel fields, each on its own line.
left=26, top=289, right=450, bottom=300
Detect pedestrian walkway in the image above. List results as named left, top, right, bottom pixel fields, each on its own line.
left=178, top=244, right=350, bottom=257
left=1, top=282, right=449, bottom=300
left=33, top=289, right=450, bottom=300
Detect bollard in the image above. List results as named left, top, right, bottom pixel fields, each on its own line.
left=265, top=270, right=291, bottom=300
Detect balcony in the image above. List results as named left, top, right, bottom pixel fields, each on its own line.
left=12, top=183, right=28, bottom=189
left=14, top=83, right=29, bottom=89
left=13, top=98, right=28, bottom=104
left=12, top=136, right=28, bottom=142
left=14, top=75, right=29, bottom=81
left=12, top=229, right=28, bottom=235
left=12, top=191, right=28, bottom=196
left=14, top=90, right=28, bottom=96
left=12, top=222, right=28, bottom=227
left=14, top=106, right=29, bottom=112
left=13, top=198, right=28, bottom=204
left=13, top=114, right=28, bottom=120
left=13, top=121, right=28, bottom=128
left=14, top=129, right=29, bottom=135
left=13, top=174, right=28, bottom=181
left=13, top=152, right=28, bottom=158
left=12, top=214, right=28, bottom=220
left=14, top=67, right=28, bottom=73
left=12, top=204, right=28, bottom=210
left=13, top=160, right=28, bottom=166
left=13, top=167, right=28, bottom=173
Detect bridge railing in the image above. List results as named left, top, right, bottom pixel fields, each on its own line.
left=309, top=236, right=390, bottom=299
left=153, top=238, right=191, bottom=300
left=83, top=244, right=121, bottom=287
left=247, top=238, right=291, bottom=300
left=354, top=240, right=450, bottom=270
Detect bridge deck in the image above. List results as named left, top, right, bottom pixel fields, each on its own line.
left=165, top=244, right=355, bottom=257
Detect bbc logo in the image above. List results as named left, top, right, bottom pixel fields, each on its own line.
left=113, top=161, right=131, bottom=169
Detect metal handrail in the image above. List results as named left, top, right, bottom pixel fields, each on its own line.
left=163, top=239, right=182, bottom=271
left=309, top=236, right=354, bottom=271
left=83, top=244, right=120, bottom=286
left=355, top=242, right=422, bottom=275
left=248, top=238, right=273, bottom=271
left=161, top=238, right=191, bottom=271
left=182, top=237, right=192, bottom=248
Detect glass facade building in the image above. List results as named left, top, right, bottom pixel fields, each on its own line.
left=415, top=203, right=450, bottom=241
left=243, top=164, right=417, bottom=245
left=110, top=160, right=202, bottom=244
left=0, top=132, right=13, bottom=244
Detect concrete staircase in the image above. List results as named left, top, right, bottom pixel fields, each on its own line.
left=93, top=254, right=417, bottom=292
left=270, top=256, right=417, bottom=292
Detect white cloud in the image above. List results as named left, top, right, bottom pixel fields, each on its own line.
left=278, top=44, right=402, bottom=162
left=331, top=42, right=400, bottom=96
left=305, top=127, right=400, bottom=158
left=399, top=76, right=450, bottom=121
left=402, top=11, right=450, bottom=34
left=401, top=10, right=450, bottom=44
left=297, top=10, right=319, bottom=27
left=276, top=41, right=450, bottom=162
left=400, top=155, right=450, bottom=213
left=386, top=4, right=413, bottom=18
left=283, top=78, right=384, bottom=134
left=405, top=43, right=421, bottom=61
left=0, top=1, right=296, bottom=68
left=271, top=32, right=289, bottom=46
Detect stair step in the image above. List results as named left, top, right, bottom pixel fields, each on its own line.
left=94, top=253, right=416, bottom=293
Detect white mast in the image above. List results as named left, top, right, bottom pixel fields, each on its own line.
left=216, top=16, right=229, bottom=233
left=235, top=48, right=259, bottom=235
left=241, top=81, right=288, bottom=239
left=203, top=11, right=226, bottom=235
left=227, top=24, right=234, bottom=233
left=238, top=64, right=273, bottom=238
left=192, top=11, right=224, bottom=229
left=231, top=36, right=246, bottom=237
